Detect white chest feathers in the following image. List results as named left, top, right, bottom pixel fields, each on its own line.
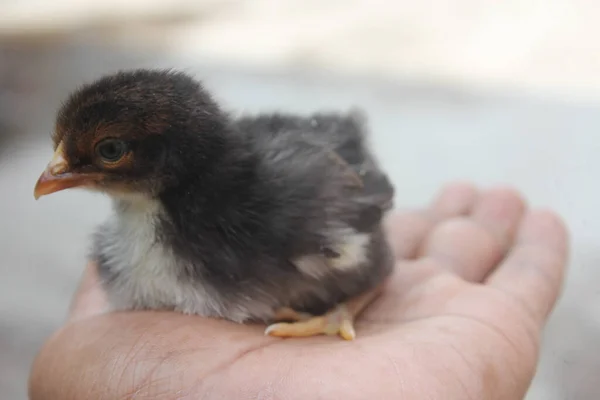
left=96, top=199, right=224, bottom=317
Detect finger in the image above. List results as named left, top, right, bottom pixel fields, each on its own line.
left=386, top=182, right=479, bottom=259
left=67, top=263, right=109, bottom=322
left=419, top=187, right=526, bottom=281
left=486, top=210, right=569, bottom=326
left=430, top=181, right=480, bottom=217
left=470, top=187, right=527, bottom=254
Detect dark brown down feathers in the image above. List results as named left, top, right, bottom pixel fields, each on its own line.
left=52, top=69, right=396, bottom=323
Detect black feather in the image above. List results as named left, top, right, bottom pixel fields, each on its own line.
left=54, top=69, right=396, bottom=322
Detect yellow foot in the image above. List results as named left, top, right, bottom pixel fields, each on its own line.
left=265, top=303, right=356, bottom=340
left=265, top=285, right=384, bottom=341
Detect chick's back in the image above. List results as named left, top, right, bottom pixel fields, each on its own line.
left=235, top=109, right=395, bottom=237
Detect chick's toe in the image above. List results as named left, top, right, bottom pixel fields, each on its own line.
left=265, top=286, right=382, bottom=341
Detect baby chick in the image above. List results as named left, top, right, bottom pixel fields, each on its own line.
left=33, top=69, right=395, bottom=340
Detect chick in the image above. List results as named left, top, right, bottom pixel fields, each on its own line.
left=33, top=69, right=395, bottom=340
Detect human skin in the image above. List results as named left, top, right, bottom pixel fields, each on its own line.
left=28, top=183, right=569, bottom=399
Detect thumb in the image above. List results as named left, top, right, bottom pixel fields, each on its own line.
left=67, top=263, right=110, bottom=322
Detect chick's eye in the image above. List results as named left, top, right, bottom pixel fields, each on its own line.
left=96, top=139, right=127, bottom=163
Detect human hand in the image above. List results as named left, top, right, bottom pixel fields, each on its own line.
left=29, top=183, right=569, bottom=399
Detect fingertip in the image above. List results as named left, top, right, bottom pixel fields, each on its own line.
left=431, top=181, right=479, bottom=216
left=384, top=181, right=480, bottom=260
left=486, top=208, right=570, bottom=325
left=438, top=181, right=478, bottom=196
left=384, top=210, right=435, bottom=259
left=483, top=187, right=528, bottom=214
left=470, top=186, right=527, bottom=251
left=419, top=217, right=501, bottom=282
left=481, top=186, right=527, bottom=205
left=518, top=209, right=570, bottom=257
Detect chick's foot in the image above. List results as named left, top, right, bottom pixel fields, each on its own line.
left=265, top=286, right=382, bottom=340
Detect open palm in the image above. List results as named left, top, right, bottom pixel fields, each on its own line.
left=29, top=183, right=568, bottom=400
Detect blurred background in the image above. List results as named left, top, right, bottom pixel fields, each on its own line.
left=1, top=1, right=599, bottom=398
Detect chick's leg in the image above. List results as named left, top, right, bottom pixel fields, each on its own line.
left=265, top=285, right=383, bottom=340
left=272, top=307, right=313, bottom=322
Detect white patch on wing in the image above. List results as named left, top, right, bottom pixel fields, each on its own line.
left=327, top=229, right=371, bottom=271
left=292, top=254, right=329, bottom=279
left=293, top=228, right=371, bottom=278
left=97, top=197, right=225, bottom=317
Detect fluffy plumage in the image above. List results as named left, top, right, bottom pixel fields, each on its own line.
left=36, top=69, right=396, bottom=337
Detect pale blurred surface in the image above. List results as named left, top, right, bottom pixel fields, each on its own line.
left=0, top=2, right=598, bottom=399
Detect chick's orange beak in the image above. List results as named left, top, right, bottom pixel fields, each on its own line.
left=34, top=143, right=98, bottom=200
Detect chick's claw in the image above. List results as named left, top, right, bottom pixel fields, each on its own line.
left=265, top=304, right=356, bottom=340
